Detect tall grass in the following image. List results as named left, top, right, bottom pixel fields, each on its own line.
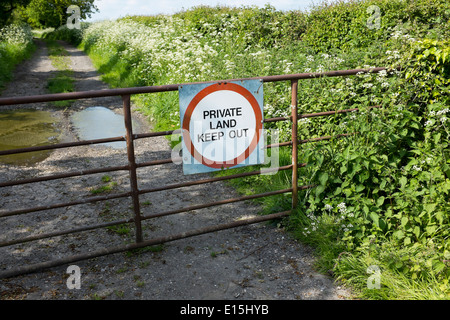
left=0, top=23, right=35, bottom=91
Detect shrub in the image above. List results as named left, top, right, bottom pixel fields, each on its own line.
left=0, top=22, right=35, bottom=90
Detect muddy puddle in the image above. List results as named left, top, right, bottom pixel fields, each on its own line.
left=0, top=109, right=60, bottom=165
left=71, top=106, right=141, bottom=149
left=0, top=106, right=142, bottom=166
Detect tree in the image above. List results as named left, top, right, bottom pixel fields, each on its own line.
left=20, top=0, right=98, bottom=29
left=0, top=0, right=31, bottom=27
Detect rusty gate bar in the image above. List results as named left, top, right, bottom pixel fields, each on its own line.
left=0, top=164, right=130, bottom=188
left=0, top=164, right=298, bottom=219
left=0, top=104, right=381, bottom=159
left=0, top=216, right=135, bottom=248
left=0, top=67, right=391, bottom=279
left=0, top=167, right=300, bottom=249
left=299, top=133, right=358, bottom=144
left=299, top=105, right=382, bottom=119
left=0, top=67, right=389, bottom=106
left=122, top=94, right=143, bottom=243
left=0, top=210, right=291, bottom=279
left=0, top=191, right=132, bottom=218
left=140, top=188, right=301, bottom=220
left=137, top=165, right=296, bottom=195
left=291, top=80, right=299, bottom=209
left=0, top=135, right=127, bottom=156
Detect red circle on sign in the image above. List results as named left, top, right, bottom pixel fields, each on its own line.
left=182, top=82, right=262, bottom=169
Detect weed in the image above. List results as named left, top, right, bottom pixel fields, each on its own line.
left=106, top=223, right=131, bottom=236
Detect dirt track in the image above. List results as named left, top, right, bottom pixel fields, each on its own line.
left=0, top=39, right=352, bottom=300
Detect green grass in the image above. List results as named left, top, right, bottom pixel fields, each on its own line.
left=45, top=39, right=75, bottom=107
left=0, top=42, right=36, bottom=92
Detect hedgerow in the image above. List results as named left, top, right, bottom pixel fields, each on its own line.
left=0, top=22, right=35, bottom=90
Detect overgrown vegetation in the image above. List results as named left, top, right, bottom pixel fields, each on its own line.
left=0, top=22, right=35, bottom=91
left=45, top=38, right=74, bottom=107
left=27, top=0, right=450, bottom=299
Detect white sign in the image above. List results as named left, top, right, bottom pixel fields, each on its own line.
left=179, top=80, right=264, bottom=174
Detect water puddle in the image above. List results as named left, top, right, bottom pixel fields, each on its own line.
left=0, top=106, right=142, bottom=166
left=71, top=106, right=141, bottom=149
left=0, top=109, right=60, bottom=165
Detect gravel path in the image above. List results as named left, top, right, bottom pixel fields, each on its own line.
left=0, top=39, right=352, bottom=300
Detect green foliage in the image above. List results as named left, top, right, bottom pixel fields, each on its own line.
left=42, top=23, right=89, bottom=46
left=17, top=0, right=98, bottom=29
left=0, top=22, right=35, bottom=91
left=303, top=0, right=450, bottom=53
left=293, top=35, right=450, bottom=297
left=0, top=0, right=31, bottom=27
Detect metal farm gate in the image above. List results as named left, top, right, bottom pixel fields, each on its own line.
left=0, top=68, right=387, bottom=278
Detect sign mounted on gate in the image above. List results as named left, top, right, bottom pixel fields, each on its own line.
left=179, top=80, right=264, bottom=175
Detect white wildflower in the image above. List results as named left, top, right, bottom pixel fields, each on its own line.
left=300, top=118, right=311, bottom=124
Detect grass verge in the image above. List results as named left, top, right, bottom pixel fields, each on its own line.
left=0, top=41, right=36, bottom=92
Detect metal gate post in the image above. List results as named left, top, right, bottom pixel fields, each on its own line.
left=122, top=94, right=143, bottom=243
left=291, top=80, right=299, bottom=209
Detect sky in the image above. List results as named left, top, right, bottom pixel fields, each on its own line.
left=85, top=0, right=320, bottom=22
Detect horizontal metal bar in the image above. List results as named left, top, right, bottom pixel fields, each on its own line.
left=136, top=157, right=176, bottom=168
left=298, top=105, right=382, bottom=119
left=265, top=131, right=358, bottom=149
left=0, top=217, right=134, bottom=248
left=141, top=186, right=315, bottom=220
left=263, top=105, right=383, bottom=126
left=138, top=165, right=295, bottom=195
left=0, top=210, right=292, bottom=279
left=264, top=116, right=291, bottom=123
left=0, top=165, right=130, bottom=188
left=0, top=104, right=381, bottom=157
left=134, top=129, right=181, bottom=140
left=0, top=135, right=126, bottom=156
left=0, top=169, right=307, bottom=219
left=298, top=132, right=356, bottom=144
left=265, top=141, right=293, bottom=149
left=0, top=191, right=131, bottom=218
left=0, top=68, right=388, bottom=106
left=0, top=129, right=180, bottom=158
